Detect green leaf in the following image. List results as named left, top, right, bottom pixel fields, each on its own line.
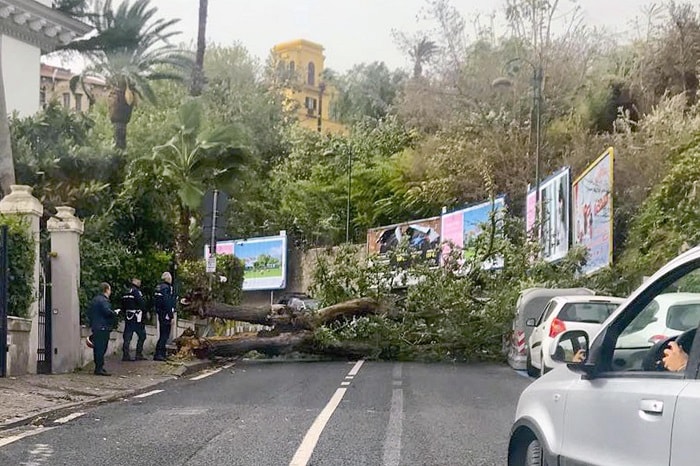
left=178, top=182, right=204, bottom=209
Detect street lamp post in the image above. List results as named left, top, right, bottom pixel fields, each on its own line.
left=346, top=148, right=352, bottom=243
left=493, top=57, right=543, bottom=224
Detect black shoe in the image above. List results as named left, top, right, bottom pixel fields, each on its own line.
left=153, top=355, right=167, bottom=361
left=135, top=354, right=147, bottom=361
left=122, top=356, right=134, bottom=362
left=94, top=369, right=111, bottom=376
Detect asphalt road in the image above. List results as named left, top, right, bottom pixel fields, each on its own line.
left=0, top=360, right=530, bottom=465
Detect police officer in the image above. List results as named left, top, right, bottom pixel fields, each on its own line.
left=87, top=282, right=118, bottom=376
left=154, top=271, right=175, bottom=361
left=121, top=278, right=147, bottom=361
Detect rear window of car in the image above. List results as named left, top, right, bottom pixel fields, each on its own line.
left=557, top=302, right=619, bottom=323
left=665, top=303, right=700, bottom=331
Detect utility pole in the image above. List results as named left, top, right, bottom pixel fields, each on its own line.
left=317, top=82, right=326, bottom=133
left=346, top=149, right=352, bottom=243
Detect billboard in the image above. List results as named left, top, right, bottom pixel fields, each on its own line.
left=538, top=168, right=571, bottom=263
left=366, top=216, right=441, bottom=268
left=441, top=196, right=506, bottom=269
left=525, top=188, right=537, bottom=240
left=573, top=147, right=614, bottom=274
left=205, top=233, right=288, bottom=291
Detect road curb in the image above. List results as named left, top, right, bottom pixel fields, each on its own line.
left=0, top=359, right=218, bottom=432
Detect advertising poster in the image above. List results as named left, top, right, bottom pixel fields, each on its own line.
left=205, top=234, right=288, bottom=291
left=525, top=188, right=537, bottom=240
left=440, top=196, right=506, bottom=269
left=539, top=168, right=571, bottom=263
left=573, top=147, right=614, bottom=274
left=366, top=216, right=441, bottom=268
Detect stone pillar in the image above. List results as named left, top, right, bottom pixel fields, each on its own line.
left=0, top=185, right=43, bottom=374
left=47, top=206, right=84, bottom=373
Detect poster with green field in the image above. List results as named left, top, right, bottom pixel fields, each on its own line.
left=233, top=234, right=287, bottom=291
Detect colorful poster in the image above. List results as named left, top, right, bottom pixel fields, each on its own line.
left=440, top=197, right=506, bottom=269
left=205, top=234, right=287, bottom=291
left=573, top=148, right=614, bottom=274
left=539, top=168, right=571, bottom=263
left=525, top=188, right=537, bottom=240
left=366, top=216, right=441, bottom=268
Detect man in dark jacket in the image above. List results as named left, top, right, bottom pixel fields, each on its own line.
left=121, top=278, right=147, bottom=361
left=87, top=282, right=117, bottom=376
left=154, top=272, right=175, bottom=361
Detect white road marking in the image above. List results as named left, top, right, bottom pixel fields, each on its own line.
left=348, top=360, right=364, bottom=376
left=190, top=368, right=222, bottom=381
left=345, top=375, right=354, bottom=379
left=289, top=388, right=347, bottom=466
left=53, top=412, right=85, bottom=424
left=133, top=389, right=164, bottom=399
left=0, top=428, right=55, bottom=448
left=392, top=363, right=402, bottom=379
left=382, top=387, right=405, bottom=466
left=341, top=381, right=350, bottom=386
left=222, top=363, right=234, bottom=369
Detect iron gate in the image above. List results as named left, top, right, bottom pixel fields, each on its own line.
left=0, top=226, right=8, bottom=377
left=37, top=228, right=52, bottom=374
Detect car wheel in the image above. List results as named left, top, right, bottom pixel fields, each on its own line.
left=525, top=438, right=546, bottom=466
left=526, top=352, right=539, bottom=378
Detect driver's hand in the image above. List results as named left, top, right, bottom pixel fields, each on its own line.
left=572, top=349, right=586, bottom=363
left=663, top=341, right=689, bottom=372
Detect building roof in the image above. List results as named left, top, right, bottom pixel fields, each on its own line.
left=273, top=38, right=324, bottom=53
left=0, top=0, right=92, bottom=53
left=40, top=63, right=105, bottom=86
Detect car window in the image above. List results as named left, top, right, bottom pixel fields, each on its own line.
left=536, top=301, right=555, bottom=325
left=666, top=303, right=700, bottom=331
left=610, top=266, right=700, bottom=373
left=558, top=302, right=618, bottom=323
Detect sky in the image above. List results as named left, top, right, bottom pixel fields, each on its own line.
left=46, top=0, right=662, bottom=73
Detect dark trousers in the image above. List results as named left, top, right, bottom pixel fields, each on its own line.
left=92, top=329, right=110, bottom=372
left=156, top=322, right=171, bottom=358
left=122, top=321, right=146, bottom=357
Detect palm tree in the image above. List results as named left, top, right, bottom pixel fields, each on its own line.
left=68, top=0, right=192, bottom=149
left=0, top=58, right=15, bottom=195
left=190, top=0, right=209, bottom=96
left=147, top=99, right=247, bottom=260
left=410, top=37, right=438, bottom=79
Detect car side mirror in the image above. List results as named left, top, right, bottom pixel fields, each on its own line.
left=551, top=329, right=589, bottom=364
left=525, top=318, right=537, bottom=327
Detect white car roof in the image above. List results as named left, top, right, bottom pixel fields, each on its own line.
left=651, top=292, right=700, bottom=306
left=550, top=295, right=625, bottom=305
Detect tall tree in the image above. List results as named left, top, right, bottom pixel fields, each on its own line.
left=0, top=58, right=15, bottom=195
left=190, top=0, right=209, bottom=96
left=68, top=0, right=192, bottom=149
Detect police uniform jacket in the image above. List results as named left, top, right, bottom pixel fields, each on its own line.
left=122, top=285, right=146, bottom=324
left=154, top=282, right=175, bottom=324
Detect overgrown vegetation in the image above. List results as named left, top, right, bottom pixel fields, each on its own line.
left=1, top=216, right=35, bottom=318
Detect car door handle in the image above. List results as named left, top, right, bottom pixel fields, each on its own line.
left=639, top=399, right=664, bottom=414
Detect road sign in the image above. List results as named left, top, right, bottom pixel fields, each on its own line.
left=206, top=256, right=216, bottom=273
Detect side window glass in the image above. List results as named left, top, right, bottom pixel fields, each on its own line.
left=536, top=302, right=553, bottom=326
left=611, top=266, right=700, bottom=372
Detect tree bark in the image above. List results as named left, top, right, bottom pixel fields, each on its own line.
left=109, top=88, right=132, bottom=150
left=0, top=58, right=16, bottom=195
left=190, top=0, right=208, bottom=96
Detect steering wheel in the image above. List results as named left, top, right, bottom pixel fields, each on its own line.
left=642, top=328, right=696, bottom=372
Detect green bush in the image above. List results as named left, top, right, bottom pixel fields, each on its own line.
left=0, top=216, right=35, bottom=318
left=178, top=254, right=245, bottom=318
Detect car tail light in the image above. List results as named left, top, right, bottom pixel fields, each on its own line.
left=648, top=334, right=667, bottom=344
left=549, top=318, right=567, bottom=338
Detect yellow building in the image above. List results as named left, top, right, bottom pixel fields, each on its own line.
left=272, top=39, right=345, bottom=134
left=40, top=64, right=107, bottom=112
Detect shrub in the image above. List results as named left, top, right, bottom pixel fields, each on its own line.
left=0, top=216, right=35, bottom=318
left=178, top=254, right=245, bottom=318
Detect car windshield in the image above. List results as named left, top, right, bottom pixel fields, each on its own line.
left=666, top=303, right=700, bottom=331
left=557, top=302, right=619, bottom=323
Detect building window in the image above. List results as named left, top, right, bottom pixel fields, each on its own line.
left=75, top=94, right=82, bottom=111
left=40, top=87, right=46, bottom=108
left=62, top=92, right=70, bottom=109
left=307, top=62, right=315, bottom=86
left=305, top=96, right=317, bottom=115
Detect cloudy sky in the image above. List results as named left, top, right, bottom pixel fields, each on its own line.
left=48, top=0, right=659, bottom=72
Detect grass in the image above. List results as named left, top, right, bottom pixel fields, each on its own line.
left=244, top=267, right=283, bottom=279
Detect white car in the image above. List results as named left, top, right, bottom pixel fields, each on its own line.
left=525, top=295, right=624, bottom=376
left=617, top=292, right=700, bottom=348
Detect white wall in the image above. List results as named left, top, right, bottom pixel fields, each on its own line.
left=1, top=35, right=40, bottom=117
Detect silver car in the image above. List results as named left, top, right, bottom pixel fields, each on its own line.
left=508, top=246, right=700, bottom=466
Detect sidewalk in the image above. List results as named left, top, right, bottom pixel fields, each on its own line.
left=0, top=355, right=214, bottom=430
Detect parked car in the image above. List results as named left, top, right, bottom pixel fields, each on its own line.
left=526, top=295, right=624, bottom=377
left=616, top=293, right=700, bottom=348
left=508, top=246, right=700, bottom=466
left=507, top=287, right=595, bottom=371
